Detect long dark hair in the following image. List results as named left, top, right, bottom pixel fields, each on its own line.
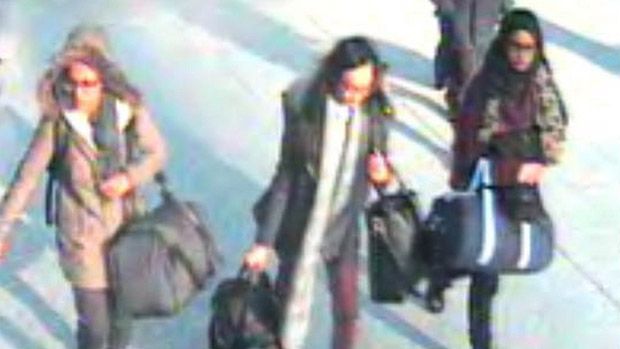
left=302, top=36, right=392, bottom=119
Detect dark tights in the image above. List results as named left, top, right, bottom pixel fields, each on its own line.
left=72, top=287, right=132, bottom=349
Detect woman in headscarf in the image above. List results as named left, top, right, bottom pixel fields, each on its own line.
left=431, top=9, right=567, bottom=349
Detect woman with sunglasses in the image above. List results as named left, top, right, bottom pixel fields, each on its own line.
left=0, top=26, right=166, bottom=349
left=245, top=36, right=395, bottom=349
left=430, top=9, right=568, bottom=349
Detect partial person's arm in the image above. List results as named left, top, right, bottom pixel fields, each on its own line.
left=0, top=117, right=55, bottom=241
left=123, top=105, right=167, bottom=187
left=246, top=92, right=298, bottom=271
left=252, top=92, right=297, bottom=246
left=538, top=68, right=568, bottom=165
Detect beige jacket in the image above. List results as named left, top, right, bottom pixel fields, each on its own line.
left=0, top=100, right=166, bottom=288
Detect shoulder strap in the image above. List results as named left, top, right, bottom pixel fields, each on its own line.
left=45, top=118, right=70, bottom=226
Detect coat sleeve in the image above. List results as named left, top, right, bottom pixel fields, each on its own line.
left=124, top=105, right=167, bottom=188
left=0, top=117, right=55, bottom=239
left=252, top=92, right=297, bottom=246
left=538, top=69, right=568, bottom=164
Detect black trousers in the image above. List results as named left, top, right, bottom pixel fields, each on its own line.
left=428, top=269, right=499, bottom=349
left=72, top=287, right=132, bottom=349
left=468, top=273, right=499, bottom=349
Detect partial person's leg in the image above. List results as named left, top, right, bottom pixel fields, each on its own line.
left=468, top=273, right=500, bottom=349
left=434, top=6, right=458, bottom=89
left=445, top=0, right=475, bottom=114
left=472, top=0, right=504, bottom=67
left=326, top=232, right=359, bottom=349
left=73, top=287, right=111, bottom=349
left=452, top=0, right=476, bottom=85
left=108, top=289, right=132, bottom=349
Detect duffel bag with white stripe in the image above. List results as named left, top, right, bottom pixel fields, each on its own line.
left=426, top=158, right=554, bottom=274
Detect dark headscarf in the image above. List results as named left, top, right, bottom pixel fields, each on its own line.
left=479, top=8, right=547, bottom=101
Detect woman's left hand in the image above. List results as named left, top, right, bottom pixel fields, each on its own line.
left=517, top=162, right=546, bottom=185
left=99, top=172, right=132, bottom=199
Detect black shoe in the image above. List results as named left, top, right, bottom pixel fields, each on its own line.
left=424, top=284, right=446, bottom=313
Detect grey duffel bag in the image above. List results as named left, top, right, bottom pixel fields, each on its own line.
left=107, top=173, right=219, bottom=318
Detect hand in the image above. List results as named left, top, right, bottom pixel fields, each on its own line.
left=0, top=237, right=11, bottom=261
left=99, top=173, right=132, bottom=199
left=367, top=152, right=394, bottom=186
left=517, top=162, right=546, bottom=185
left=244, top=244, right=274, bottom=272
left=542, top=134, right=564, bottom=163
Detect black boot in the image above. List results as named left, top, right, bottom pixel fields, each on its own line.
left=424, top=268, right=453, bottom=313
left=425, top=281, right=446, bottom=313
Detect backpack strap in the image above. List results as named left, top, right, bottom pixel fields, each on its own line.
left=45, top=117, right=70, bottom=226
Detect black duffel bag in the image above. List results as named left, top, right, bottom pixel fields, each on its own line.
left=107, top=173, right=219, bottom=318
left=426, top=159, right=554, bottom=274
left=209, top=268, right=282, bottom=349
left=365, top=182, right=425, bottom=303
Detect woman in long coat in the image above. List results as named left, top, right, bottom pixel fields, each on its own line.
left=0, top=30, right=166, bottom=349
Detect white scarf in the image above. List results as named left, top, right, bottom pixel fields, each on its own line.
left=282, top=97, right=363, bottom=349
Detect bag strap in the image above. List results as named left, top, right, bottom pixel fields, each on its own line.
left=156, top=224, right=206, bottom=289
left=469, top=158, right=498, bottom=265
left=45, top=118, right=71, bottom=226
left=467, top=157, right=493, bottom=191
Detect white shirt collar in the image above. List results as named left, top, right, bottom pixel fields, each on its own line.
left=61, top=99, right=133, bottom=150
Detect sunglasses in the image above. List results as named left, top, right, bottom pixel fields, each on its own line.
left=339, top=80, right=373, bottom=94
left=57, top=79, right=102, bottom=97
left=70, top=78, right=102, bottom=89
left=507, top=40, right=537, bottom=53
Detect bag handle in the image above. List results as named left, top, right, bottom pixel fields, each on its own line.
left=237, top=265, right=272, bottom=289
left=469, top=158, right=498, bottom=266
left=154, top=172, right=175, bottom=202
left=467, top=157, right=493, bottom=191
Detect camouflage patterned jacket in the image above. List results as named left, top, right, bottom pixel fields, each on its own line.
left=450, top=65, right=568, bottom=189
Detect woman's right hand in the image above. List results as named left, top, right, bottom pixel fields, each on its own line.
left=244, top=244, right=274, bottom=272
left=517, top=162, right=546, bottom=185
left=0, top=238, right=11, bottom=261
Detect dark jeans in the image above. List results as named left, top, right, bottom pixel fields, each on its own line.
left=276, top=244, right=359, bottom=349
left=72, top=287, right=132, bottom=349
left=428, top=270, right=499, bottom=349
left=468, top=273, right=499, bottom=349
